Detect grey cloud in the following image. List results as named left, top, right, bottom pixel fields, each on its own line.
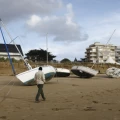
left=0, top=0, right=88, bottom=42
left=0, top=0, right=62, bottom=22
left=25, top=2, right=88, bottom=42
left=26, top=16, right=88, bottom=42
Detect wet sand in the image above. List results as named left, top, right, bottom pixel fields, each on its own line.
left=0, top=74, right=120, bottom=120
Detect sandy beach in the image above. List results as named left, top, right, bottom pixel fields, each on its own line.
left=0, top=74, right=120, bottom=120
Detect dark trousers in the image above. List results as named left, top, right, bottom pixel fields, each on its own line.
left=35, top=84, right=45, bottom=101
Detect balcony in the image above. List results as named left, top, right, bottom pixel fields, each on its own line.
left=90, top=54, right=96, bottom=57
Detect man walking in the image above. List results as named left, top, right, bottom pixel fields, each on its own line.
left=34, top=67, right=46, bottom=103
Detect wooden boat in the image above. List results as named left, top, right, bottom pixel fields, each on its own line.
left=71, top=66, right=98, bottom=78
left=54, top=68, right=70, bottom=77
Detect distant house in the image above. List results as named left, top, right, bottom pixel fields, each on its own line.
left=0, top=44, right=23, bottom=60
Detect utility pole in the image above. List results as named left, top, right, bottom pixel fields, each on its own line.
left=46, top=33, right=48, bottom=65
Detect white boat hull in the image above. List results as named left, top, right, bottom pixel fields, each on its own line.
left=71, top=66, right=98, bottom=78
left=106, top=67, right=120, bottom=78
left=55, top=68, right=70, bottom=77
left=16, top=65, right=56, bottom=85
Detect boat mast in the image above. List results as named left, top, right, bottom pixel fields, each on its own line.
left=0, top=27, right=16, bottom=75
left=106, top=29, right=116, bottom=45
left=0, top=19, right=32, bottom=70
left=92, top=29, right=116, bottom=68
left=46, top=33, right=48, bottom=65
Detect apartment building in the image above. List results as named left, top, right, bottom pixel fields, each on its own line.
left=85, top=42, right=116, bottom=63
left=115, top=46, right=120, bottom=63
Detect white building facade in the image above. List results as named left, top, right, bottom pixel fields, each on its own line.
left=115, top=46, right=120, bottom=63
left=85, top=42, right=116, bottom=63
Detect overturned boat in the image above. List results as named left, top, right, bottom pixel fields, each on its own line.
left=0, top=19, right=56, bottom=85
left=105, top=56, right=120, bottom=78
left=16, top=65, right=56, bottom=85
left=106, top=67, right=120, bottom=78
left=55, top=68, right=70, bottom=77
left=71, top=66, right=98, bottom=78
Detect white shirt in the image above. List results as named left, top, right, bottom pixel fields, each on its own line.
left=34, top=70, right=45, bottom=84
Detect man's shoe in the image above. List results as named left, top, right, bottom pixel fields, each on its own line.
left=43, top=98, right=46, bottom=101
left=35, top=100, right=40, bottom=103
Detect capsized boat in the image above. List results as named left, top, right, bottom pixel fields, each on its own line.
left=71, top=66, right=98, bottom=78
left=0, top=19, right=56, bottom=85
left=54, top=68, right=70, bottom=77
left=105, top=56, right=120, bottom=78
left=106, top=67, right=120, bottom=78
left=16, top=65, right=56, bottom=85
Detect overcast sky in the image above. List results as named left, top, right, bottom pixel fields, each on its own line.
left=0, top=0, right=120, bottom=61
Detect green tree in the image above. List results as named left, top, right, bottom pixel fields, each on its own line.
left=25, top=49, right=56, bottom=62
left=60, top=58, right=71, bottom=63
left=74, top=57, right=77, bottom=62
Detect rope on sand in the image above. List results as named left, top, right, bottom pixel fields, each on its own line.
left=0, top=78, right=14, bottom=91
left=0, top=77, right=15, bottom=103
left=5, top=80, right=15, bottom=96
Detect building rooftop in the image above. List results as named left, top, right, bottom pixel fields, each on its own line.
left=0, top=44, right=23, bottom=56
